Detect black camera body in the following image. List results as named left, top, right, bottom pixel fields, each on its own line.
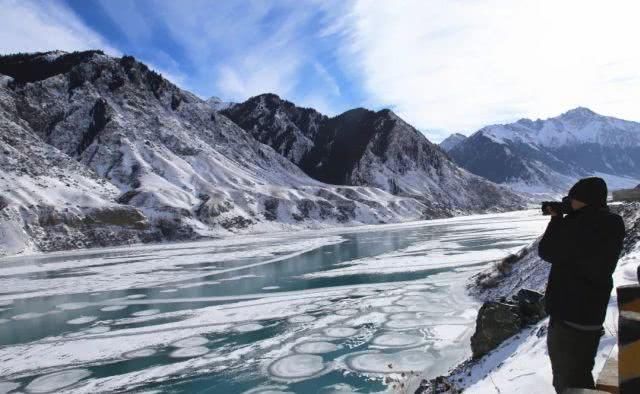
left=541, top=196, right=572, bottom=215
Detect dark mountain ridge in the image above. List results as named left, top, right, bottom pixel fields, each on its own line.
left=223, top=94, right=525, bottom=213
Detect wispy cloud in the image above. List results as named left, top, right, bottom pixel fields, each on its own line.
left=6, top=0, right=639, bottom=141
left=332, top=0, right=640, bottom=140
left=0, top=0, right=118, bottom=55
left=150, top=0, right=348, bottom=111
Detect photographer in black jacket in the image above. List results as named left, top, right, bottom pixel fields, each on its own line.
left=539, top=177, right=625, bottom=393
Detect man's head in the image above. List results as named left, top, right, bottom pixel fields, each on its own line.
left=568, top=177, right=608, bottom=209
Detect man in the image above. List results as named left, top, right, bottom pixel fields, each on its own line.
left=539, top=177, right=625, bottom=393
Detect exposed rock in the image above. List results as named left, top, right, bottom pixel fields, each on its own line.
left=470, top=289, right=545, bottom=359
left=85, top=206, right=148, bottom=229
left=516, top=288, right=546, bottom=325
left=415, top=375, right=460, bottom=394
left=470, top=301, right=522, bottom=359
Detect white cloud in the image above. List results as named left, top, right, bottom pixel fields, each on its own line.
left=154, top=0, right=345, bottom=110
left=0, top=0, right=118, bottom=55
left=0, top=0, right=190, bottom=93
left=335, top=0, right=640, bottom=141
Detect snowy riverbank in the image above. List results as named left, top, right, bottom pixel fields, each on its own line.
left=419, top=202, right=640, bottom=393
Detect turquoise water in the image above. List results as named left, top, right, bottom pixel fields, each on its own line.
left=0, top=211, right=547, bottom=393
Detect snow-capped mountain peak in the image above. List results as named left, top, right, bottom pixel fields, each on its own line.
left=439, top=133, right=467, bottom=152
left=478, top=107, right=640, bottom=148
left=205, top=96, right=233, bottom=111
left=448, top=108, right=640, bottom=194
left=561, top=106, right=597, bottom=118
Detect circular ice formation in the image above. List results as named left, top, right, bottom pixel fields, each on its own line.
left=131, top=309, right=160, bottom=317
left=57, top=302, right=90, bottom=311
left=25, top=369, right=91, bottom=393
left=404, top=291, right=430, bottom=296
left=380, top=306, right=407, bottom=313
left=124, top=348, right=157, bottom=358
left=388, top=312, right=418, bottom=320
left=172, top=336, right=209, bottom=348
left=335, top=309, right=358, bottom=316
left=84, top=326, right=110, bottom=335
left=169, top=346, right=209, bottom=358
left=322, top=327, right=358, bottom=338
left=100, top=305, right=127, bottom=312
left=371, top=333, right=423, bottom=348
left=287, top=315, right=316, bottom=324
left=262, top=286, right=280, bottom=290
left=160, top=289, right=178, bottom=293
left=126, top=294, right=147, bottom=299
left=312, top=300, right=332, bottom=307
left=0, top=381, right=20, bottom=393
left=268, top=354, right=325, bottom=381
left=404, top=284, right=431, bottom=291
left=243, top=386, right=293, bottom=394
left=395, top=296, right=428, bottom=306
left=345, top=350, right=433, bottom=373
left=67, top=316, right=97, bottom=325
left=384, top=319, right=428, bottom=330
left=294, top=341, right=338, bottom=354
left=233, top=323, right=264, bottom=332
left=12, top=312, right=43, bottom=320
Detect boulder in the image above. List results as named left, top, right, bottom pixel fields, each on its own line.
left=415, top=376, right=459, bottom=394
left=470, top=289, right=546, bottom=359
left=471, top=301, right=522, bottom=359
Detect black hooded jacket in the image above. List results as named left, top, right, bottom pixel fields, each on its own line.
left=538, top=205, right=625, bottom=326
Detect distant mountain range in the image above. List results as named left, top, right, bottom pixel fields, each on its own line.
left=441, top=108, right=640, bottom=194
left=0, top=50, right=523, bottom=255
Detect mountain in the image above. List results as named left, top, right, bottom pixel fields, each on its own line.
left=439, top=133, right=467, bottom=152
left=447, top=108, right=640, bottom=194
left=205, top=96, right=233, bottom=111
left=0, top=51, right=524, bottom=256
left=0, top=51, right=431, bottom=255
left=223, top=94, right=525, bottom=216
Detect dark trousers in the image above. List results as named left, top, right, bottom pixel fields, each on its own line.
left=547, top=319, right=602, bottom=393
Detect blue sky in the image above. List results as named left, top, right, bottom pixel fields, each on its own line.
left=61, top=0, right=364, bottom=116
left=2, top=0, right=640, bottom=141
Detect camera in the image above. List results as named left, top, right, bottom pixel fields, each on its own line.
left=541, top=196, right=572, bottom=215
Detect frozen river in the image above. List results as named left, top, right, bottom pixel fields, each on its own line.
left=0, top=210, right=548, bottom=393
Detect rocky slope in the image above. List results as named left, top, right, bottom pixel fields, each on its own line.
left=223, top=94, right=526, bottom=216
left=0, top=51, right=431, bottom=255
left=447, top=108, right=640, bottom=195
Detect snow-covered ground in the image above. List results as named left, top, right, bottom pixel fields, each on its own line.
left=447, top=204, right=640, bottom=393
left=0, top=210, right=548, bottom=393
